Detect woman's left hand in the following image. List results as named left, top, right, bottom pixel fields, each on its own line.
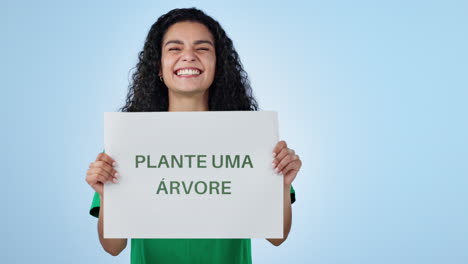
left=272, top=140, right=302, bottom=186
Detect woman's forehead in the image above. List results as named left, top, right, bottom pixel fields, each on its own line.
left=163, top=21, right=214, bottom=44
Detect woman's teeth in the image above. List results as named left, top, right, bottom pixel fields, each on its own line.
left=176, top=69, right=201, bottom=76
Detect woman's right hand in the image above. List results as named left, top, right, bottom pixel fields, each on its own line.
left=86, top=152, right=119, bottom=196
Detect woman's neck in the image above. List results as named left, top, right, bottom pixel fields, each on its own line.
left=168, top=91, right=209, bottom=112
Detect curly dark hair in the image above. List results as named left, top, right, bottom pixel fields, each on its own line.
left=120, top=7, right=258, bottom=112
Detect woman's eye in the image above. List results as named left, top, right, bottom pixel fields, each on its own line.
left=169, top=48, right=180, bottom=51
left=198, top=48, right=209, bottom=51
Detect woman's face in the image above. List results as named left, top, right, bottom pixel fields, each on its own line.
left=160, top=21, right=216, bottom=96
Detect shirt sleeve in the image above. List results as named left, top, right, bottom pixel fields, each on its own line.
left=89, top=191, right=101, bottom=218
left=290, top=185, right=296, bottom=204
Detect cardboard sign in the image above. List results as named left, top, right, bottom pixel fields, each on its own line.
left=103, top=111, right=282, bottom=238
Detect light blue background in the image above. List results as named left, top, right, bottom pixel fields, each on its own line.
left=3, top=0, right=467, bottom=263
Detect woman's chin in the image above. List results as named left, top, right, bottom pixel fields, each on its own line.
left=170, top=87, right=209, bottom=96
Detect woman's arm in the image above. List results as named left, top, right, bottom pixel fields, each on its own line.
left=98, top=195, right=128, bottom=256
left=266, top=140, right=302, bottom=246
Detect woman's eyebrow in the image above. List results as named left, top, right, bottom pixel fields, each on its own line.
left=164, top=39, right=214, bottom=47
left=193, top=40, right=214, bottom=46
left=164, top=40, right=184, bottom=46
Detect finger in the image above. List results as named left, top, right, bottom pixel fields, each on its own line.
left=281, top=159, right=301, bottom=176
left=95, top=174, right=110, bottom=184
left=91, top=161, right=117, bottom=176
left=86, top=171, right=109, bottom=185
left=88, top=167, right=119, bottom=182
left=276, top=152, right=298, bottom=173
left=95, top=152, right=116, bottom=167
left=272, top=140, right=287, bottom=157
left=85, top=173, right=94, bottom=185
left=87, top=171, right=116, bottom=187
left=88, top=168, right=113, bottom=181
left=273, top=148, right=289, bottom=166
left=273, top=148, right=293, bottom=169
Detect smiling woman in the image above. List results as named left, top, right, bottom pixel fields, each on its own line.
left=159, top=21, right=216, bottom=101
left=119, top=7, right=259, bottom=113
left=85, top=7, right=301, bottom=264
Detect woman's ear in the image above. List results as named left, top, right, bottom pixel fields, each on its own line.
left=158, top=70, right=163, bottom=82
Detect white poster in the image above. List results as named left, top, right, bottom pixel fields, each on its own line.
left=103, top=111, right=282, bottom=238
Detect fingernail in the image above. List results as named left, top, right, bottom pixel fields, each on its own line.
left=112, top=162, right=117, bottom=167
left=113, top=178, right=119, bottom=183
left=272, top=162, right=276, bottom=168
left=272, top=152, right=276, bottom=158
left=275, top=168, right=279, bottom=173
left=114, top=172, right=119, bottom=178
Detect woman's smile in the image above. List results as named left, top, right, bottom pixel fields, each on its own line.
left=174, top=67, right=203, bottom=78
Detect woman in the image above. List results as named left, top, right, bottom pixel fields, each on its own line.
left=85, top=7, right=302, bottom=264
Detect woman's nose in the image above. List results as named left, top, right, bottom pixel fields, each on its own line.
left=181, top=49, right=197, bottom=61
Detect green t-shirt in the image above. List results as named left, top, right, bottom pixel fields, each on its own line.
left=89, top=187, right=296, bottom=264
